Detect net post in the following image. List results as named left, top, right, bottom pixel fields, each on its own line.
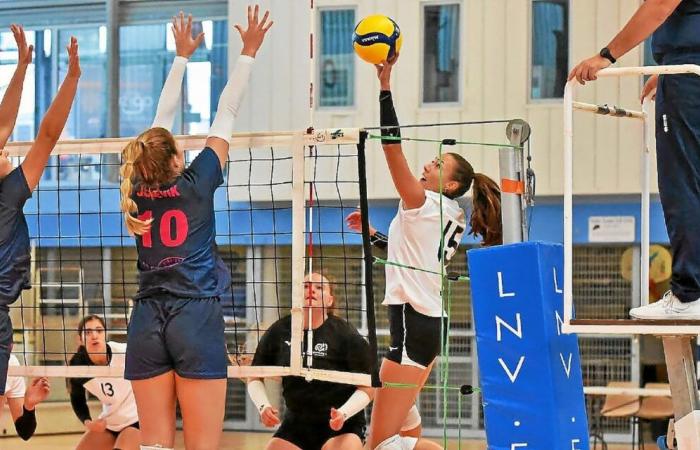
left=290, top=131, right=306, bottom=374
left=356, top=131, right=381, bottom=387
left=499, top=119, right=531, bottom=244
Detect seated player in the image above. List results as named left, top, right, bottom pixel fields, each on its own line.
left=1, top=355, right=50, bottom=441
left=68, top=315, right=139, bottom=450
left=247, top=272, right=374, bottom=450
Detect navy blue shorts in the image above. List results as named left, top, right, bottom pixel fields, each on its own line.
left=0, top=308, right=11, bottom=395
left=125, top=296, right=227, bottom=380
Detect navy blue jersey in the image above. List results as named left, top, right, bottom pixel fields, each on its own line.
left=0, top=167, right=32, bottom=305
left=132, top=148, right=231, bottom=300
left=652, top=0, right=700, bottom=62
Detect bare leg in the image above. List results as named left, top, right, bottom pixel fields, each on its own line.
left=368, top=358, right=435, bottom=449
left=175, top=374, right=226, bottom=450
left=131, top=371, right=177, bottom=448
left=75, top=430, right=116, bottom=450
left=114, top=425, right=141, bottom=450
left=323, top=433, right=363, bottom=450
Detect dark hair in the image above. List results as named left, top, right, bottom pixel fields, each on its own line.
left=445, top=153, right=502, bottom=247
left=77, top=314, right=106, bottom=335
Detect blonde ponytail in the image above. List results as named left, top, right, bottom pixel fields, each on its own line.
left=120, top=139, right=152, bottom=236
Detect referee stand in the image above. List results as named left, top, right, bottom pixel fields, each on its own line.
left=560, top=66, right=700, bottom=450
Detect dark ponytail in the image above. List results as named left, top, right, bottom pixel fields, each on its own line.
left=444, top=153, right=502, bottom=247
left=469, top=173, right=502, bottom=247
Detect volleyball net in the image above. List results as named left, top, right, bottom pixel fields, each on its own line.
left=4, top=128, right=377, bottom=386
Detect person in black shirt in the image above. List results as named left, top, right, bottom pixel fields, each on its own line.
left=247, top=273, right=374, bottom=450
left=68, top=315, right=139, bottom=450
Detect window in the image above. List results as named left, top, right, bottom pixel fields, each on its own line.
left=531, top=0, right=569, bottom=100
left=318, top=8, right=355, bottom=108
left=119, top=19, right=228, bottom=137
left=0, top=29, right=36, bottom=142
left=423, top=3, right=460, bottom=104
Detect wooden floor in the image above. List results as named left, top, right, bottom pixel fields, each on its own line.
left=0, top=432, right=636, bottom=449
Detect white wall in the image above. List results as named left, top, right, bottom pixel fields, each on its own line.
left=228, top=0, right=655, bottom=199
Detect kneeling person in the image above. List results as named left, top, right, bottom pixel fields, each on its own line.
left=248, top=273, right=374, bottom=450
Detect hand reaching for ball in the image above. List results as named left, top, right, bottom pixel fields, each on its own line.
left=375, top=53, right=399, bottom=91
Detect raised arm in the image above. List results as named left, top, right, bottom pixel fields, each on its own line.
left=21, top=37, right=80, bottom=191
left=568, top=0, right=682, bottom=84
left=206, top=5, right=273, bottom=167
left=375, top=55, right=425, bottom=210
left=151, top=11, right=205, bottom=130
left=0, top=25, right=33, bottom=148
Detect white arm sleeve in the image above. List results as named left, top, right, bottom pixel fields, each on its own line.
left=151, top=56, right=188, bottom=130
left=246, top=379, right=271, bottom=415
left=337, top=389, right=371, bottom=420
left=207, top=54, right=255, bottom=143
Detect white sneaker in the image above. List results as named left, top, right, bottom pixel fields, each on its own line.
left=630, top=291, right=700, bottom=320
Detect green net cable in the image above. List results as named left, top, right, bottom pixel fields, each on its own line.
left=367, top=133, right=522, bottom=149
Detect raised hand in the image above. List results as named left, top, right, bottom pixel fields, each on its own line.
left=11, top=24, right=32, bottom=66
left=172, top=11, right=205, bottom=58
left=24, top=377, right=50, bottom=410
left=66, top=36, right=80, bottom=79
left=345, top=210, right=376, bottom=236
left=374, top=53, right=399, bottom=91
left=234, top=4, right=273, bottom=58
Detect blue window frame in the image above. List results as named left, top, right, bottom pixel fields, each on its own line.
left=318, top=8, right=355, bottom=108
left=531, top=0, right=569, bottom=99
left=423, top=3, right=460, bottom=104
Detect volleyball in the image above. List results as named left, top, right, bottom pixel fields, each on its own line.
left=352, top=15, right=403, bottom=65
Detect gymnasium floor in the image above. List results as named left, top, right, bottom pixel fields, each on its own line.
left=0, top=432, right=635, bottom=449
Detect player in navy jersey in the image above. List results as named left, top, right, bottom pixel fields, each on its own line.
left=0, top=30, right=80, bottom=411
left=69, top=315, right=140, bottom=450
left=118, top=7, right=272, bottom=450
left=350, top=54, right=502, bottom=450
left=247, top=273, right=374, bottom=450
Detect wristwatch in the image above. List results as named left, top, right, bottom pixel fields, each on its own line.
left=599, top=47, right=616, bottom=65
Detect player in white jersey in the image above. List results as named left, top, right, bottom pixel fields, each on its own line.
left=348, top=54, right=502, bottom=450
left=1, top=354, right=50, bottom=441
left=68, top=315, right=139, bottom=450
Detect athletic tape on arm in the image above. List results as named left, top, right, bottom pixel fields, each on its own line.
left=246, top=379, right=271, bottom=414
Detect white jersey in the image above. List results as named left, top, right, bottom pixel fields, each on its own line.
left=4, top=355, right=25, bottom=399
left=82, top=342, right=138, bottom=432
left=384, top=191, right=466, bottom=317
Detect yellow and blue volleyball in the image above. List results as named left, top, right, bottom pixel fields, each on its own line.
left=352, top=15, right=403, bottom=65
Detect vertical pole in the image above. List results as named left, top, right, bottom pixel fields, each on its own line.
left=563, top=82, right=574, bottom=323
left=309, top=0, right=316, bottom=129
left=662, top=336, right=700, bottom=418
left=290, top=132, right=306, bottom=374
left=106, top=0, right=120, bottom=137
left=499, top=119, right=530, bottom=244
left=641, top=98, right=652, bottom=307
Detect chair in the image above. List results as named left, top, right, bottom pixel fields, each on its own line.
left=591, top=381, right=641, bottom=450
left=636, top=383, right=674, bottom=449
